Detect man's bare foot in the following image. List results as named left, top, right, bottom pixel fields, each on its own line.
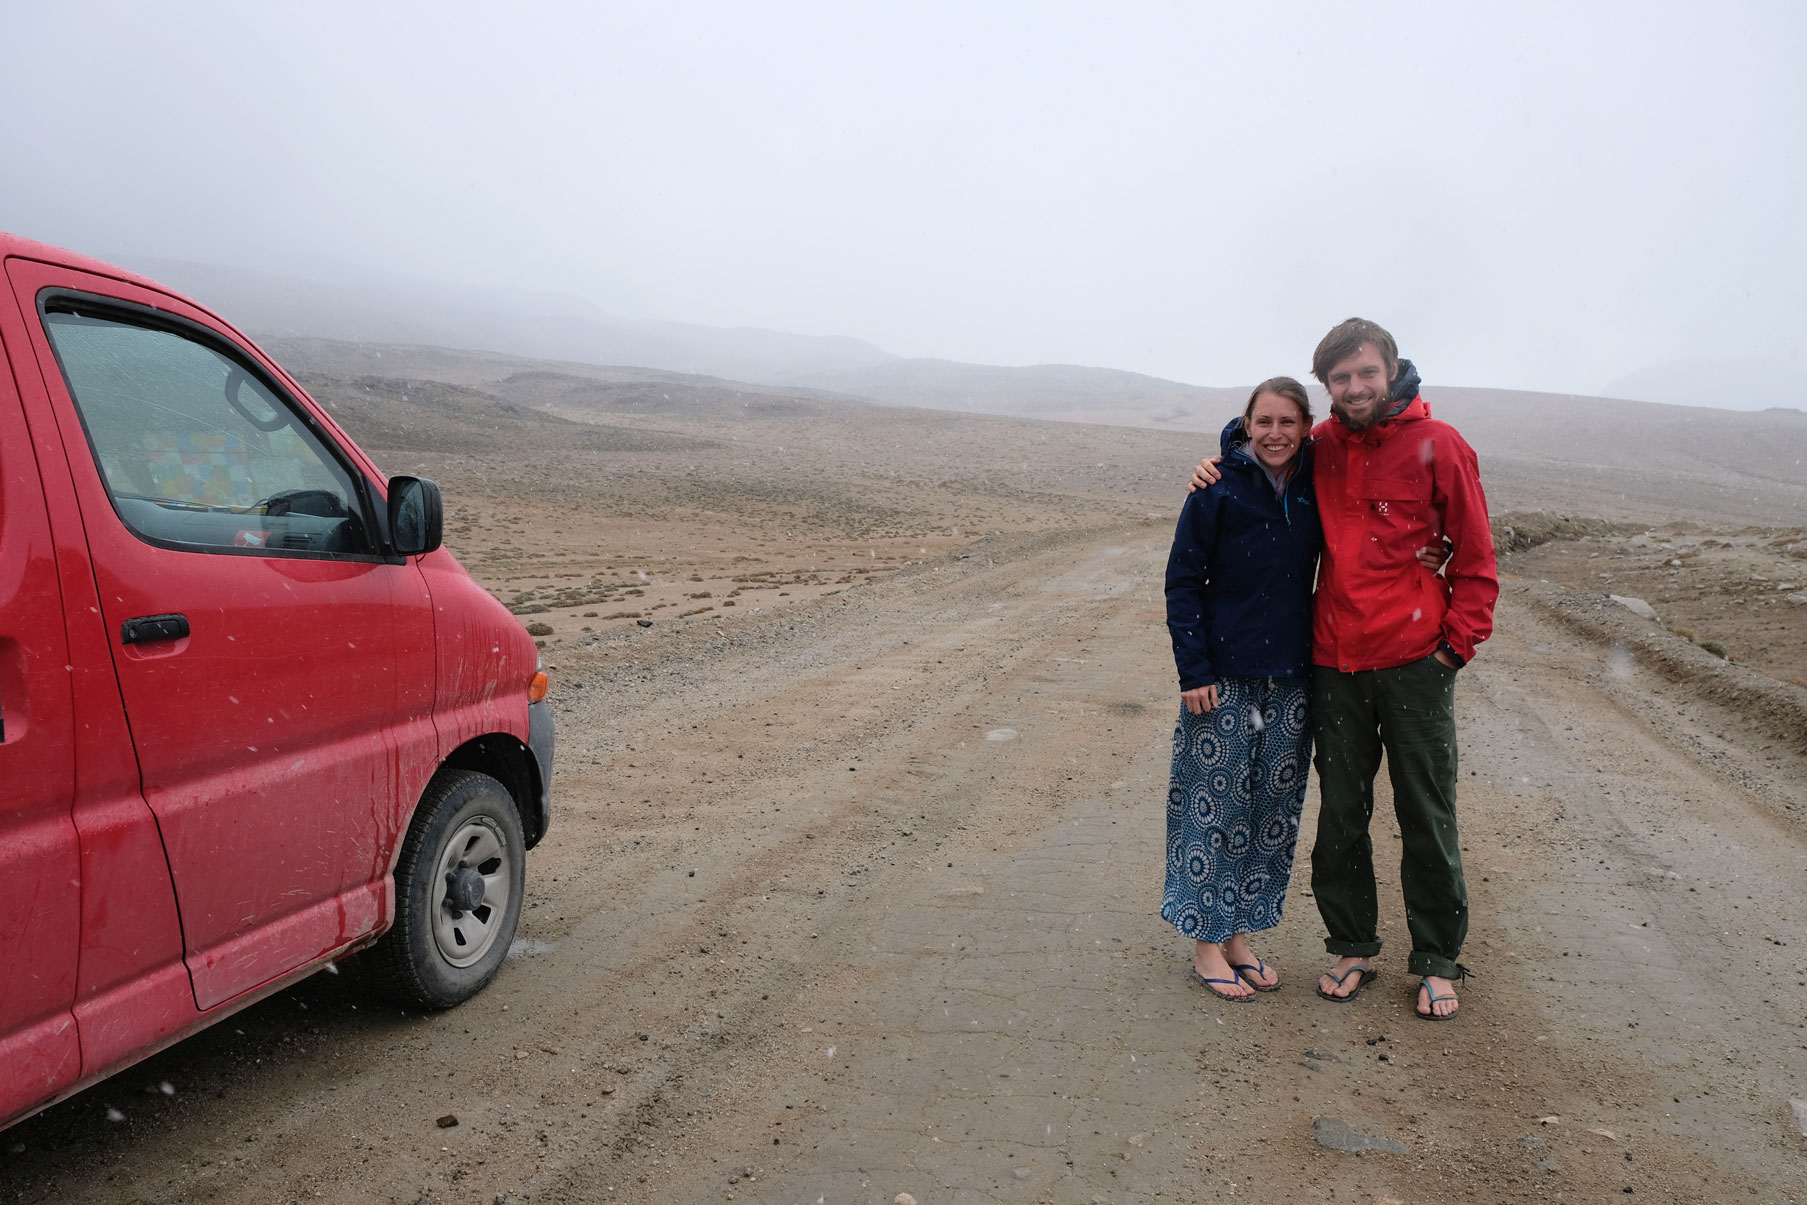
left=1315, top=956, right=1376, bottom=1001
left=1222, top=934, right=1279, bottom=989
left=1417, top=975, right=1460, bottom=1019
left=1192, top=941, right=1255, bottom=999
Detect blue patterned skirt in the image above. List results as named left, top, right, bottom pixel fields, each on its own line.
left=1161, top=676, right=1311, bottom=944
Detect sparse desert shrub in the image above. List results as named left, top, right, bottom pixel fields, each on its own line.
left=1673, top=626, right=1696, bottom=641
left=525, top=621, right=555, bottom=636
left=1700, top=640, right=1728, bottom=659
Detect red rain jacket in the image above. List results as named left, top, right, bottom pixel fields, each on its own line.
left=1310, top=395, right=1499, bottom=672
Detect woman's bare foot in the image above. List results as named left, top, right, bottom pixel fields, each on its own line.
left=1316, top=956, right=1375, bottom=1000
left=1192, top=941, right=1255, bottom=999
left=1417, top=975, right=1460, bottom=1019
left=1222, top=934, right=1279, bottom=989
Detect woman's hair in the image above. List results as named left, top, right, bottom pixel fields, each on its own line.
left=1243, top=376, right=1313, bottom=427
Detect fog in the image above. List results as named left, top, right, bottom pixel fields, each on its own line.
left=3, top=1, right=1803, bottom=408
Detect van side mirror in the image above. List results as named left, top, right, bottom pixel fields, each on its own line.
left=387, top=476, right=443, bottom=556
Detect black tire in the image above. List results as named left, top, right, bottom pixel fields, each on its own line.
left=371, top=769, right=526, bottom=1008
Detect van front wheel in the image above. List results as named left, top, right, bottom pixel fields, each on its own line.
left=372, top=769, right=526, bottom=1008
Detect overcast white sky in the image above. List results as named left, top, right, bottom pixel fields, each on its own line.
left=4, top=1, right=1803, bottom=403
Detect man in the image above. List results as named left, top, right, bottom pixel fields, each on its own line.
left=1192, top=318, right=1498, bottom=1019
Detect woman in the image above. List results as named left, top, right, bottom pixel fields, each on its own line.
left=1162, top=378, right=1319, bottom=1001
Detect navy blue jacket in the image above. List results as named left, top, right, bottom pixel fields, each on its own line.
left=1164, top=419, right=1322, bottom=690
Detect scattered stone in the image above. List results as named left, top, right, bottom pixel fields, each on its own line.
left=1790, top=1098, right=1807, bottom=1136
left=1518, top=1136, right=1545, bottom=1148
left=985, top=728, right=1017, bottom=741
left=1127, top=1133, right=1147, bottom=1147
left=895, top=1195, right=918, bottom=1205
left=436, top=1114, right=459, bottom=1128
left=1588, top=1127, right=1618, bottom=1140
left=1534, top=1159, right=1560, bottom=1173
left=1538, top=1115, right=1561, bottom=1126
left=1302, top=1049, right=1340, bottom=1063
left=636, top=619, right=653, bottom=628
left=1787, top=593, right=1807, bottom=605
left=1608, top=595, right=1659, bottom=621
left=1013, top=1167, right=1031, bottom=1178
left=1312, top=1117, right=1408, bottom=1154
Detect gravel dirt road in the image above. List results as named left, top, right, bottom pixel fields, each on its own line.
left=5, top=367, right=1805, bottom=1204
left=10, top=531, right=1806, bottom=1203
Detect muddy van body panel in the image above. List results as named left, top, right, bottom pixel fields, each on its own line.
left=418, top=546, right=539, bottom=787
left=0, top=314, right=85, bottom=1124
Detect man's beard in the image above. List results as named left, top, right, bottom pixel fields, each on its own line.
left=1333, top=398, right=1382, bottom=431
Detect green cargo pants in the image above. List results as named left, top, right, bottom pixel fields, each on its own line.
left=1309, top=652, right=1469, bottom=980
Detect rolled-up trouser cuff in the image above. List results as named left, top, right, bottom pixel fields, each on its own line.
left=1409, top=952, right=1465, bottom=979
left=1325, top=937, right=1382, bottom=958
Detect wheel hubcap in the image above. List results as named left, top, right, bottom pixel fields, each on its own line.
left=430, top=819, right=511, bottom=968
left=446, top=866, right=486, bottom=912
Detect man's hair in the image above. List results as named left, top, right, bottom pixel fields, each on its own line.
left=1311, top=318, right=1398, bottom=387
left=1243, top=376, right=1313, bottom=427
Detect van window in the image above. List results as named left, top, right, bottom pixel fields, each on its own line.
left=42, top=310, right=373, bottom=556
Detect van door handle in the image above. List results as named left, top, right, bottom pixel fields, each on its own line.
left=121, top=613, right=190, bottom=645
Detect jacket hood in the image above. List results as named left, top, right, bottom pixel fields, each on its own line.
left=1220, top=415, right=1249, bottom=458
left=1380, top=358, right=1422, bottom=423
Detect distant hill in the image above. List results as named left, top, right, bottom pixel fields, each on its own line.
left=103, top=259, right=1807, bottom=526
left=1602, top=357, right=1807, bottom=412
left=264, top=337, right=1807, bottom=529
left=111, top=257, right=897, bottom=385
left=792, top=358, right=1249, bottom=426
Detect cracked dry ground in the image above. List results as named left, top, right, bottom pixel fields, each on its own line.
left=10, top=528, right=1806, bottom=1203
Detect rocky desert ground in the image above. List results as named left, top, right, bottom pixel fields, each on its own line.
left=4, top=345, right=1805, bottom=1204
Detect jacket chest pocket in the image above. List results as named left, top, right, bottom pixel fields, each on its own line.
left=1359, top=476, right=1434, bottom=567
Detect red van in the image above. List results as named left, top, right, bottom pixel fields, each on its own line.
left=0, top=233, right=553, bottom=1130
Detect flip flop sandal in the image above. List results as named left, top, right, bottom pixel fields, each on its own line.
left=1231, top=959, right=1282, bottom=992
left=1416, top=977, right=1460, bottom=1021
left=1190, top=967, right=1256, bottom=1003
left=1314, top=965, right=1377, bottom=1002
